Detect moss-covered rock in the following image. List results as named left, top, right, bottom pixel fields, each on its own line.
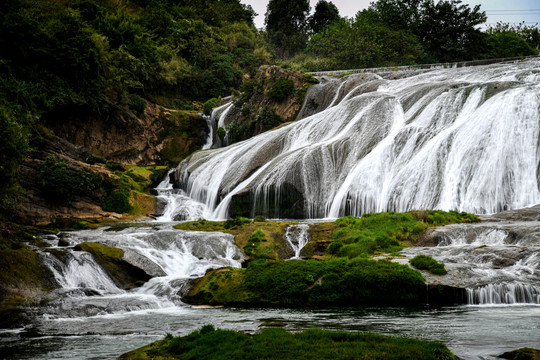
left=184, top=258, right=426, bottom=307
left=0, top=245, right=53, bottom=327
left=120, top=327, right=459, bottom=360
left=175, top=219, right=299, bottom=260
left=73, top=242, right=151, bottom=289
left=500, top=348, right=540, bottom=360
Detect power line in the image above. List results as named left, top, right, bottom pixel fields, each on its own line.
left=485, top=9, right=540, bottom=12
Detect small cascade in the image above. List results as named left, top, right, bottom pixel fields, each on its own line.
left=284, top=224, right=310, bottom=259
left=38, top=225, right=245, bottom=318
left=399, top=218, right=540, bottom=305
left=467, top=283, right=540, bottom=305
left=41, top=251, right=122, bottom=293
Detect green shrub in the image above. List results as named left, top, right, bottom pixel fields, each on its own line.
left=268, top=78, right=295, bottom=101
left=128, top=94, right=147, bottom=116
left=253, top=215, right=266, bottom=222
left=105, top=160, right=126, bottom=172
left=409, top=255, right=447, bottom=275
left=223, top=216, right=251, bottom=229
left=243, top=230, right=272, bottom=259
left=38, top=156, right=104, bottom=203
left=85, top=154, right=107, bottom=165
left=216, top=127, right=226, bottom=142
left=102, top=188, right=132, bottom=213
left=203, top=97, right=220, bottom=116
left=257, top=107, right=282, bottom=128
left=248, top=229, right=266, bottom=243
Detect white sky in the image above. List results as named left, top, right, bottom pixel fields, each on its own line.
left=242, top=0, right=540, bottom=29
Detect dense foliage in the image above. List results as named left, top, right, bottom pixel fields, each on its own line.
left=281, top=0, right=538, bottom=71
left=0, top=0, right=266, bottom=197
left=128, top=326, right=458, bottom=360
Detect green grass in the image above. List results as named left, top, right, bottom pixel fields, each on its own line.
left=329, top=211, right=479, bottom=259
left=120, top=326, right=459, bottom=360
left=185, top=257, right=425, bottom=307
left=410, top=255, right=448, bottom=275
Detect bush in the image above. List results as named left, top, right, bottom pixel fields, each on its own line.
left=268, top=78, right=295, bottom=101
left=223, top=216, right=251, bottom=229
left=257, top=107, right=282, bottom=128
left=85, top=154, right=107, bottom=165
left=141, top=327, right=458, bottom=360
left=128, top=94, right=147, bottom=116
left=203, top=97, right=220, bottom=116
left=409, top=255, right=447, bottom=275
left=105, top=160, right=126, bottom=172
left=38, top=156, right=104, bottom=203
left=253, top=215, right=266, bottom=222
left=102, top=188, right=132, bottom=213
left=216, top=126, right=226, bottom=142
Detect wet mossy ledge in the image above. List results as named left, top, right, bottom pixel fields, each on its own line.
left=178, top=210, right=479, bottom=307
left=120, top=326, right=459, bottom=360
left=184, top=258, right=425, bottom=307
left=73, top=242, right=151, bottom=290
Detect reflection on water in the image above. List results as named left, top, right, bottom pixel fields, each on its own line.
left=1, top=305, right=539, bottom=360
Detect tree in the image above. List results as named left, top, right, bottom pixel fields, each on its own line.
left=309, top=0, right=340, bottom=35
left=364, top=0, right=488, bottom=62
left=265, top=0, right=310, bottom=58
left=308, top=16, right=423, bottom=69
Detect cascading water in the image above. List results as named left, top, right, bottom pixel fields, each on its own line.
left=284, top=224, right=311, bottom=259
left=171, top=58, right=540, bottom=220
left=37, top=225, right=245, bottom=318
left=398, top=219, right=540, bottom=305
left=154, top=102, right=235, bottom=221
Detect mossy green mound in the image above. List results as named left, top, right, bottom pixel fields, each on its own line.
left=410, top=255, right=447, bottom=275
left=120, top=326, right=459, bottom=360
left=500, top=348, right=540, bottom=360
left=184, top=257, right=425, bottom=307
left=328, top=210, right=479, bottom=259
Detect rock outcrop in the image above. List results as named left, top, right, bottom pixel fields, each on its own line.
left=221, top=65, right=318, bottom=144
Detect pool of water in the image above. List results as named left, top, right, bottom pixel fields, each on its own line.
left=1, top=305, right=539, bottom=359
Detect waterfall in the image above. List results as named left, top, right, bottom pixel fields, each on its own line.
left=466, top=283, right=540, bottom=305
left=284, top=224, right=310, bottom=259
left=399, top=219, right=540, bottom=305
left=154, top=102, right=235, bottom=221
left=170, top=58, right=540, bottom=220
left=38, top=225, right=245, bottom=317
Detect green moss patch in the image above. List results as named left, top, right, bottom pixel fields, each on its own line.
left=328, top=211, right=479, bottom=259
left=410, top=255, right=447, bottom=275
left=184, top=257, right=425, bottom=307
left=120, top=326, right=458, bottom=360
left=500, top=348, right=540, bottom=360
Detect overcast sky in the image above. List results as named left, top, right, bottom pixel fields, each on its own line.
left=242, top=0, right=540, bottom=29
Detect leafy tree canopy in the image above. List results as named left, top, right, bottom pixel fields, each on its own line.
left=309, top=0, right=340, bottom=35
left=265, top=0, right=311, bottom=58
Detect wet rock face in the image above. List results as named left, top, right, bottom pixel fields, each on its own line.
left=230, top=182, right=305, bottom=219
